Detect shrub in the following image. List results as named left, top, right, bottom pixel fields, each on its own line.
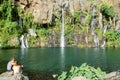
left=104, top=30, right=120, bottom=47
left=57, top=63, right=106, bottom=80
left=100, top=0, right=115, bottom=19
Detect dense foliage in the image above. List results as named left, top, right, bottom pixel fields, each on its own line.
left=57, top=63, right=106, bottom=80
left=0, top=0, right=119, bottom=48
left=100, top=0, right=115, bottom=19
left=105, top=30, right=120, bottom=47
left=0, top=0, right=19, bottom=47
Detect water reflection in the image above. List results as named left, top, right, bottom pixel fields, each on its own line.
left=0, top=48, right=120, bottom=73
left=93, top=48, right=107, bottom=69
left=60, top=47, right=65, bottom=70
left=19, top=48, right=28, bottom=65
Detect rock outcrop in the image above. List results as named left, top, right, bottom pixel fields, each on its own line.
left=0, top=71, right=29, bottom=80
left=104, top=71, right=120, bottom=80
left=12, top=0, right=120, bottom=24
left=15, top=0, right=53, bottom=24
left=72, top=76, right=88, bottom=80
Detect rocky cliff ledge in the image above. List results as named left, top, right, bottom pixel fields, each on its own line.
left=0, top=71, right=29, bottom=80
left=11, top=0, right=120, bottom=24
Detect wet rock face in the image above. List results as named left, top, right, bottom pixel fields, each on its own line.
left=15, top=0, right=53, bottom=24
left=69, top=0, right=91, bottom=15
left=14, top=0, right=91, bottom=24
left=13, top=0, right=120, bottom=24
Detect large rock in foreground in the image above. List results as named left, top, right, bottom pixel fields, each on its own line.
left=0, top=71, right=29, bottom=80
left=104, top=71, right=120, bottom=80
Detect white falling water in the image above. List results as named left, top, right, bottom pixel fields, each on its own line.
left=91, top=7, right=96, bottom=35
left=19, top=17, right=22, bottom=28
left=60, top=8, right=65, bottom=47
left=25, top=34, right=29, bottom=48
left=20, top=35, right=29, bottom=48
left=60, top=0, right=69, bottom=47
left=20, top=35, right=26, bottom=48
left=93, top=34, right=99, bottom=47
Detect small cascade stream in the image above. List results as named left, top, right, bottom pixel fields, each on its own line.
left=90, top=7, right=96, bottom=35
left=20, top=34, right=29, bottom=48
left=48, top=31, right=55, bottom=47
left=93, top=33, right=99, bottom=47
left=90, top=7, right=100, bottom=47
left=19, top=17, right=22, bottom=28
left=20, top=35, right=26, bottom=48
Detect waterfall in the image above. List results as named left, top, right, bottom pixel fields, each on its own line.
left=20, top=35, right=26, bottom=48
left=60, top=0, right=69, bottom=47
left=85, top=35, right=88, bottom=44
left=101, top=24, right=108, bottom=47
left=91, top=7, right=96, bottom=35
left=103, top=25, right=108, bottom=34
left=48, top=31, right=55, bottom=47
left=25, top=34, right=29, bottom=48
left=60, top=8, right=65, bottom=47
left=99, top=13, right=103, bottom=29
left=19, top=17, right=22, bottom=28
left=20, top=34, right=29, bottom=48
left=74, top=33, right=78, bottom=46
left=93, top=33, right=99, bottom=47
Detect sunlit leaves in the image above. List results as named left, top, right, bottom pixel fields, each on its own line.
left=58, top=63, right=106, bottom=80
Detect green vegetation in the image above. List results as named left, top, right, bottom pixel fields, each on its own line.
left=0, top=0, right=19, bottom=48
left=0, top=0, right=119, bottom=48
left=100, top=0, right=115, bottom=19
left=58, top=63, right=106, bottom=80
left=105, top=30, right=120, bottom=47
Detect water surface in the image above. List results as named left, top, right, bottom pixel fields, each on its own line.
left=0, top=47, right=120, bottom=79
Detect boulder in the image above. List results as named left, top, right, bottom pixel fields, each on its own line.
left=15, top=0, right=53, bottom=24
left=28, top=29, right=37, bottom=37
left=0, top=71, right=29, bottom=80
left=72, top=76, right=88, bottom=80
left=7, top=37, right=19, bottom=47
left=104, top=71, right=120, bottom=80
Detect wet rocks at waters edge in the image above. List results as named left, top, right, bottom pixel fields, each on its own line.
left=0, top=71, right=29, bottom=80
left=104, top=71, right=120, bottom=80
left=72, top=76, right=88, bottom=80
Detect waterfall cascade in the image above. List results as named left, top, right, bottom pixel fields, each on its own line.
left=60, top=0, right=69, bottom=47
left=99, top=13, right=103, bottom=29
left=19, top=17, right=22, bottom=28
left=91, top=7, right=96, bottom=35
left=93, top=34, right=99, bottom=47
left=20, top=34, right=29, bottom=48
left=85, top=35, right=88, bottom=44
left=48, top=31, right=55, bottom=47
left=60, top=8, right=65, bottom=47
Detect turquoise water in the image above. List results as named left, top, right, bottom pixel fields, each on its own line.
left=0, top=47, right=120, bottom=79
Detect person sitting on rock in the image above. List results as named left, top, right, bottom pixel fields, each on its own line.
left=7, top=57, right=15, bottom=71
left=12, top=60, right=23, bottom=75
